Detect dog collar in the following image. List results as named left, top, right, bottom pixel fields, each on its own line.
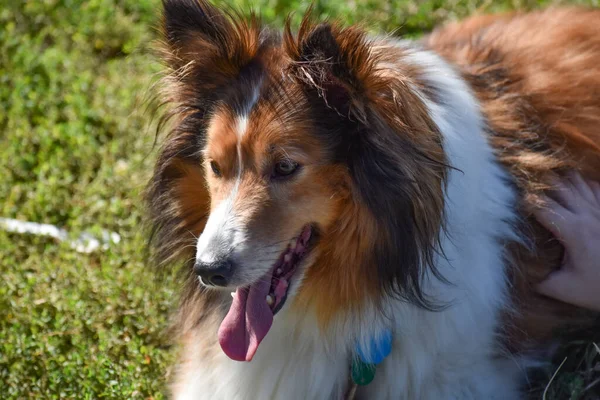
left=351, top=328, right=393, bottom=386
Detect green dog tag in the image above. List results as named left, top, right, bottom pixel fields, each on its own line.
left=351, top=359, right=376, bottom=386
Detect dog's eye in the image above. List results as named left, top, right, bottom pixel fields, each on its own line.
left=210, top=161, right=221, bottom=177
left=273, top=160, right=299, bottom=179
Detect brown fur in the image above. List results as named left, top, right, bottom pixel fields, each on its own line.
left=427, top=7, right=600, bottom=348
left=283, top=15, right=450, bottom=322
left=148, top=3, right=600, bottom=391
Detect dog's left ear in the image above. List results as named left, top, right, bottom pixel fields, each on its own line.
left=284, top=18, right=375, bottom=123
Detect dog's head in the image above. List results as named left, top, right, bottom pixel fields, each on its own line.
left=148, top=0, right=448, bottom=361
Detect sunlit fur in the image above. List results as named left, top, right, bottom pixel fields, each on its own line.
left=147, top=2, right=600, bottom=399
left=428, top=8, right=600, bottom=347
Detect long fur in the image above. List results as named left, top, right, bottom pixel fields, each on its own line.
left=147, top=2, right=600, bottom=399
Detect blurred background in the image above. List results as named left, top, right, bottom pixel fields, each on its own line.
left=1, top=0, right=598, bottom=398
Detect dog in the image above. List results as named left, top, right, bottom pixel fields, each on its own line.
left=147, top=1, right=600, bottom=398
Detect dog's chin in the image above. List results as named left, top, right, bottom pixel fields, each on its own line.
left=216, top=225, right=317, bottom=362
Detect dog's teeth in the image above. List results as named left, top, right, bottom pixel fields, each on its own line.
left=284, top=253, right=292, bottom=263
left=231, top=292, right=236, bottom=298
left=276, top=268, right=282, bottom=275
left=266, top=294, right=274, bottom=306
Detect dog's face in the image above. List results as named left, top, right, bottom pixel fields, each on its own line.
left=196, top=102, right=340, bottom=289
left=149, top=0, right=449, bottom=361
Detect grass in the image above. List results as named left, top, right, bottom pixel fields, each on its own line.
left=1, top=0, right=598, bottom=398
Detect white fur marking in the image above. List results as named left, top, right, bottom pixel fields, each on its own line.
left=236, top=116, right=248, bottom=140
left=195, top=181, right=242, bottom=266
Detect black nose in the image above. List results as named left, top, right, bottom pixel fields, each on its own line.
left=193, top=259, right=234, bottom=287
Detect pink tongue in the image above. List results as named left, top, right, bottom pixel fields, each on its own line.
left=218, top=277, right=273, bottom=362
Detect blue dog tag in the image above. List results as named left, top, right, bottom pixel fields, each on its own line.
left=356, top=328, right=393, bottom=365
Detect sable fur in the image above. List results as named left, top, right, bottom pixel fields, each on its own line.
left=283, top=15, right=451, bottom=313
left=145, top=2, right=600, bottom=398
left=427, top=7, right=600, bottom=347
left=150, top=0, right=451, bottom=324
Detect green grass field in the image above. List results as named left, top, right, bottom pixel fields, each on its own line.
left=1, top=0, right=599, bottom=398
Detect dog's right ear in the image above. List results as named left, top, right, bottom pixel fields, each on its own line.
left=160, top=0, right=262, bottom=101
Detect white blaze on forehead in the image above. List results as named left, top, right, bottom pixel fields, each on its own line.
left=234, top=82, right=261, bottom=173
left=236, top=116, right=249, bottom=140
left=235, top=115, right=247, bottom=183
left=234, top=82, right=261, bottom=141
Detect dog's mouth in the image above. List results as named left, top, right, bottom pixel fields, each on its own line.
left=218, top=225, right=315, bottom=362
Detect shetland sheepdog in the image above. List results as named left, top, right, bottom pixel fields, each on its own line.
left=147, top=1, right=600, bottom=398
